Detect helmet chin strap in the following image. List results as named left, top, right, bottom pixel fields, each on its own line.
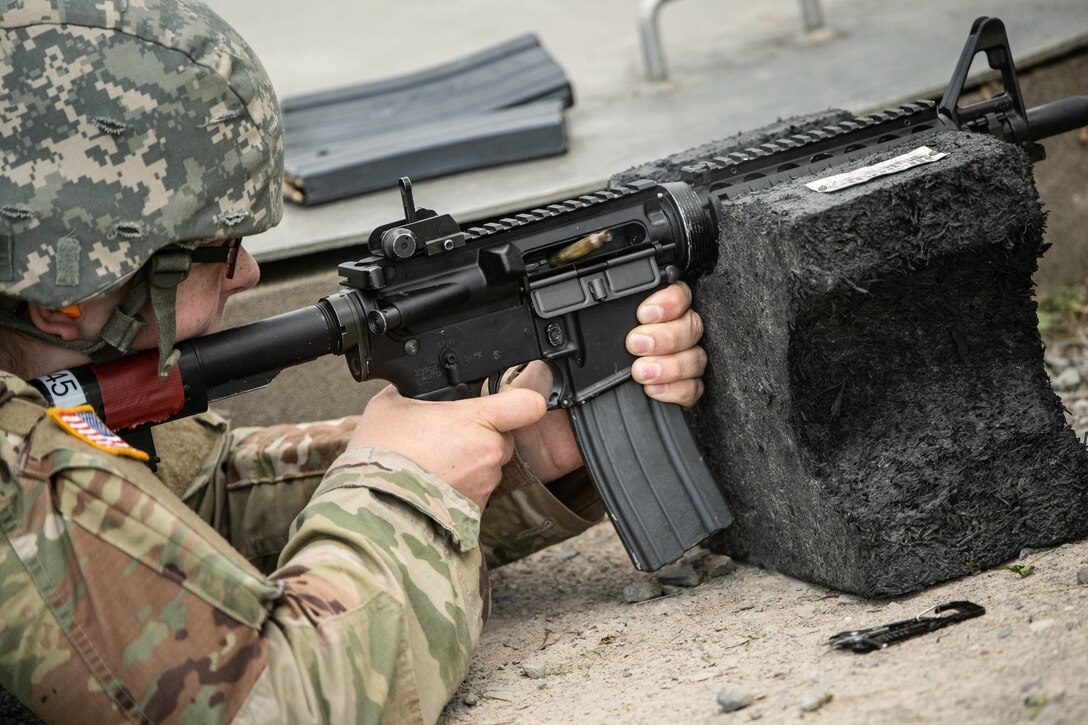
left=0, top=248, right=192, bottom=378
left=145, top=249, right=192, bottom=377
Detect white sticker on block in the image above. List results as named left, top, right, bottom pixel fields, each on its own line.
left=805, top=146, right=948, bottom=193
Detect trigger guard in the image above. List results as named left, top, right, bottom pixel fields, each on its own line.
left=543, top=361, right=567, bottom=411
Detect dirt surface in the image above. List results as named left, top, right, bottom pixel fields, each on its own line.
left=443, top=486, right=1088, bottom=724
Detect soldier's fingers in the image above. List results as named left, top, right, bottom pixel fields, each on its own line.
left=636, top=281, right=692, bottom=324
left=631, top=347, right=708, bottom=386
left=642, top=378, right=706, bottom=408
left=472, top=387, right=548, bottom=434
left=626, top=308, right=704, bottom=356
left=504, top=360, right=554, bottom=398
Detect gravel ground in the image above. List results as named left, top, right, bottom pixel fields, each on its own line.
left=1045, top=336, right=1088, bottom=441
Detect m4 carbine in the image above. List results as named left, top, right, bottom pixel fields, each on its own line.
left=33, top=17, right=1088, bottom=571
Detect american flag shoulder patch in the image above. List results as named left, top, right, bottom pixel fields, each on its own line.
left=46, top=405, right=150, bottom=462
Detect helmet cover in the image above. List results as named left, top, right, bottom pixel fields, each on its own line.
left=0, top=0, right=284, bottom=309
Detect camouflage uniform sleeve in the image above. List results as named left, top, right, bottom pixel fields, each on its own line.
left=206, top=417, right=359, bottom=573
left=245, top=445, right=489, bottom=724
left=145, top=413, right=361, bottom=574
left=178, top=409, right=603, bottom=573
left=480, top=451, right=605, bottom=568
left=0, top=375, right=486, bottom=724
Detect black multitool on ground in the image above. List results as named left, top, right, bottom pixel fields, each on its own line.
left=828, top=601, right=986, bottom=653
left=33, top=17, right=1088, bottom=571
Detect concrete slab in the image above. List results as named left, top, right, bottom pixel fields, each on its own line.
left=206, top=0, right=1088, bottom=262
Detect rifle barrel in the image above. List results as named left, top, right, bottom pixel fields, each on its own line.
left=182, top=302, right=342, bottom=402
left=1028, top=96, right=1088, bottom=142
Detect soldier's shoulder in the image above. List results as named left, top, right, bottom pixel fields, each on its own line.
left=0, top=371, right=46, bottom=406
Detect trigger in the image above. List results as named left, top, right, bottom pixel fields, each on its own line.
left=488, top=364, right=567, bottom=411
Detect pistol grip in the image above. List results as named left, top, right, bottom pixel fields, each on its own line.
left=568, top=379, right=733, bottom=571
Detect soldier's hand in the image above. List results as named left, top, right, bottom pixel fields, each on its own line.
left=348, top=385, right=547, bottom=510
left=627, top=281, right=707, bottom=406
left=509, top=281, right=708, bottom=483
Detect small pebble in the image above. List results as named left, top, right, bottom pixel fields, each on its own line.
left=462, top=693, right=478, bottom=707
left=657, top=563, right=702, bottom=588
left=623, top=579, right=664, bottom=603
left=520, top=659, right=547, bottom=679
left=702, top=554, right=738, bottom=578
left=716, top=687, right=755, bottom=712
left=799, top=691, right=833, bottom=712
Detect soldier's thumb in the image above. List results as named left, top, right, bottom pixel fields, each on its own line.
left=475, top=387, right=548, bottom=433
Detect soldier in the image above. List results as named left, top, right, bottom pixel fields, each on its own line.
left=0, top=0, right=709, bottom=723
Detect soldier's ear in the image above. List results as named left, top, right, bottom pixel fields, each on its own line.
left=27, top=303, right=83, bottom=341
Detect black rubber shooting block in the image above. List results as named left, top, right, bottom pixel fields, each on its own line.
left=616, top=118, right=1088, bottom=597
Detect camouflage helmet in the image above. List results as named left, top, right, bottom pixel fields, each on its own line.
left=0, top=0, right=283, bottom=373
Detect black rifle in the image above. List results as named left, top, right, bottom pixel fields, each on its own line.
left=32, top=17, right=1088, bottom=571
